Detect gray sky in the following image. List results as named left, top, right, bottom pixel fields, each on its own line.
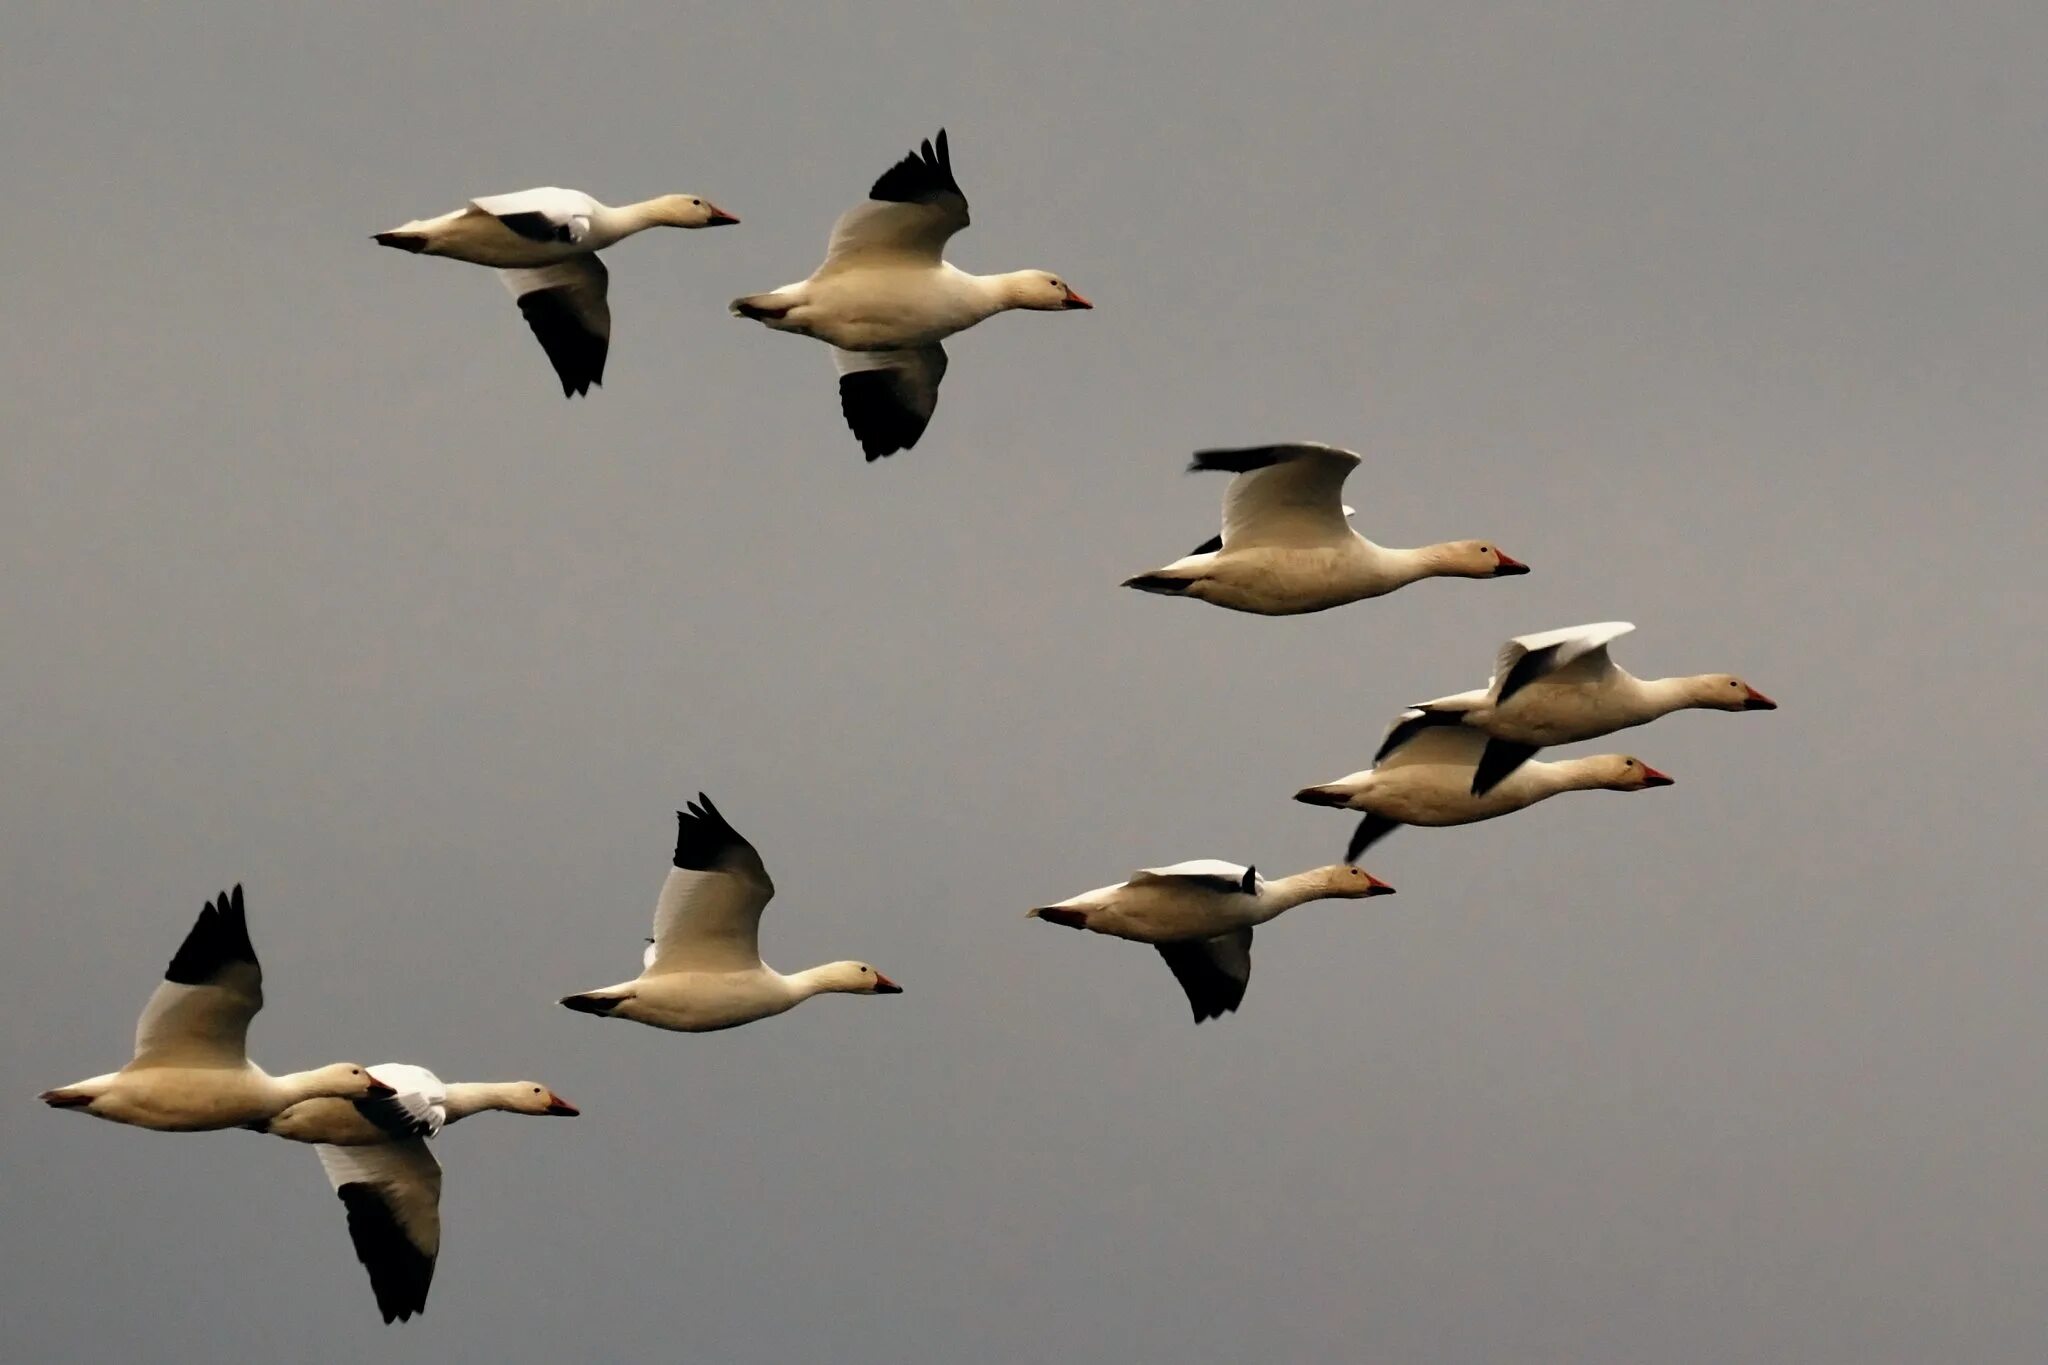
left=5, top=4, right=2045, bottom=1362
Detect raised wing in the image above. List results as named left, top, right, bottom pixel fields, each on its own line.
left=131, top=885, right=262, bottom=1068
left=352, top=1063, right=447, bottom=1140
left=1155, top=929, right=1253, bottom=1023
left=821, top=130, right=971, bottom=270
left=1128, top=860, right=1259, bottom=897
left=645, top=794, right=776, bottom=975
left=468, top=187, right=597, bottom=245
left=834, top=345, right=948, bottom=460
left=1189, top=444, right=1361, bottom=549
left=1490, top=622, right=1635, bottom=707
left=317, top=1140, right=444, bottom=1324
left=500, top=257, right=611, bottom=397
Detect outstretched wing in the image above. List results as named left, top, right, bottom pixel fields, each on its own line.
left=645, top=794, right=776, bottom=975
left=1127, top=860, right=1259, bottom=897
left=1490, top=622, right=1635, bottom=706
left=131, top=885, right=262, bottom=1068
left=821, top=130, right=971, bottom=270
left=834, top=345, right=948, bottom=460
left=1155, top=930, right=1253, bottom=1023
left=1189, top=444, right=1361, bottom=549
left=317, top=1140, right=444, bottom=1324
left=1371, top=715, right=1490, bottom=771
left=500, top=256, right=610, bottom=397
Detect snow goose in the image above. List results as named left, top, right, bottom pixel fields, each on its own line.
left=1122, top=444, right=1530, bottom=615
left=728, top=130, right=1092, bottom=460
left=38, top=886, right=393, bottom=1130
left=559, top=794, right=902, bottom=1031
left=1027, top=860, right=1395, bottom=1022
left=1295, top=724, right=1674, bottom=861
left=261, top=1063, right=577, bottom=1324
left=375, top=186, right=739, bottom=397
left=1383, top=622, right=1777, bottom=795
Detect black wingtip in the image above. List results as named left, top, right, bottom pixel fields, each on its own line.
left=1345, top=815, right=1399, bottom=863
left=867, top=128, right=964, bottom=204
left=1186, top=447, right=1289, bottom=475
left=514, top=286, right=607, bottom=398
left=336, top=1183, right=434, bottom=1324
left=673, top=796, right=746, bottom=870
left=838, top=370, right=930, bottom=461
left=163, top=884, right=257, bottom=986
left=1238, top=866, right=1258, bottom=895
left=1188, top=533, right=1224, bottom=556
left=1469, top=740, right=1541, bottom=796
left=559, top=993, right=618, bottom=1016
left=1374, top=709, right=1466, bottom=764
left=1121, top=572, right=1195, bottom=596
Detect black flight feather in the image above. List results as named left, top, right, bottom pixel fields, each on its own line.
left=163, top=884, right=257, bottom=986
left=1345, top=815, right=1400, bottom=863
left=335, top=1184, right=434, bottom=1324
left=867, top=129, right=962, bottom=204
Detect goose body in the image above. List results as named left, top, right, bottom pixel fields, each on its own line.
left=1295, top=725, right=1675, bottom=861
left=1384, top=623, right=1777, bottom=794
left=559, top=794, right=902, bottom=1033
left=38, top=886, right=392, bottom=1131
left=262, top=1063, right=577, bottom=1324
left=374, top=186, right=738, bottom=397
left=1123, top=444, right=1528, bottom=615
left=730, top=130, right=1092, bottom=459
left=1028, top=860, right=1395, bottom=1022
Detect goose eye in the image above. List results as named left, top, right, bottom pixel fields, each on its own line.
left=690, top=198, right=702, bottom=206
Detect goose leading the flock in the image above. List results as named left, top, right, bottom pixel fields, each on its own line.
left=261, top=1063, right=578, bottom=1324
left=1028, top=861, right=1395, bottom=1022
left=560, top=795, right=903, bottom=1031
left=38, top=886, right=393, bottom=1130
left=1382, top=621, right=1778, bottom=795
left=1123, top=443, right=1529, bottom=615
left=375, top=186, right=739, bottom=396
left=1295, top=725, right=1674, bottom=861
left=730, top=130, right=1093, bottom=460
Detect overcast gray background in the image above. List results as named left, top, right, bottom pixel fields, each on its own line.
left=4, top=4, right=2045, bottom=1362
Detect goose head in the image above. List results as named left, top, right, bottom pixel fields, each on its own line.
left=1691, top=675, right=1777, bottom=712
left=650, top=194, right=740, bottom=228
left=1587, top=755, right=1676, bottom=791
left=310, top=1064, right=396, bottom=1100
left=1430, top=540, right=1529, bottom=579
left=505, top=1082, right=581, bottom=1117
left=813, top=961, right=904, bottom=995
left=1003, top=271, right=1093, bottom=311
left=1309, top=864, right=1398, bottom=899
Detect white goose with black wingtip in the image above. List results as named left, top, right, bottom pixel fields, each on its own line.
left=1379, top=621, right=1779, bottom=796
left=559, top=794, right=903, bottom=1031
left=1122, top=443, right=1530, bottom=615
left=1027, top=860, right=1396, bottom=1022
left=260, top=1062, right=579, bottom=1325
left=374, top=185, right=739, bottom=397
left=37, top=885, right=394, bottom=1130
left=728, top=129, right=1093, bottom=460
left=1294, top=722, right=1677, bottom=862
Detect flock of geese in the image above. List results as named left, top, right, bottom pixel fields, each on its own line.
left=39, top=130, right=1776, bottom=1325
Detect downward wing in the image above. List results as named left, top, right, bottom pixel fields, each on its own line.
left=1127, top=860, right=1259, bottom=897
left=131, top=885, right=262, bottom=1068
left=318, top=1140, right=444, bottom=1324
left=1372, top=718, right=1490, bottom=771
left=468, top=187, right=598, bottom=246
left=1374, top=688, right=1489, bottom=763
left=645, top=794, right=776, bottom=975
left=1190, top=444, right=1361, bottom=549
left=834, top=346, right=948, bottom=460
left=1490, top=622, right=1635, bottom=706
left=1156, top=929, right=1253, bottom=1023
left=821, top=130, right=970, bottom=271
left=500, top=257, right=611, bottom=397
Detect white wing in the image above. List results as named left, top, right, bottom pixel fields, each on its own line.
left=467, top=187, right=599, bottom=245
left=820, top=130, right=970, bottom=271
left=645, top=795, right=776, bottom=975
left=317, top=1140, right=444, bottom=1324
left=1189, top=444, right=1362, bottom=549
left=1490, top=622, right=1635, bottom=705
left=351, top=1063, right=447, bottom=1139
left=131, top=886, right=262, bottom=1068
left=1128, top=860, right=1258, bottom=896
left=833, top=346, right=948, bottom=461
left=500, top=257, right=611, bottom=397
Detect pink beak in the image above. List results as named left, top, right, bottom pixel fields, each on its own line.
left=1492, top=549, right=1531, bottom=576
left=1362, top=872, right=1397, bottom=896
left=1742, top=685, right=1777, bottom=711
left=544, top=1094, right=580, bottom=1116
left=705, top=206, right=740, bottom=226
left=1061, top=286, right=1093, bottom=310
left=1639, top=764, right=1676, bottom=788
left=872, top=972, right=904, bottom=995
